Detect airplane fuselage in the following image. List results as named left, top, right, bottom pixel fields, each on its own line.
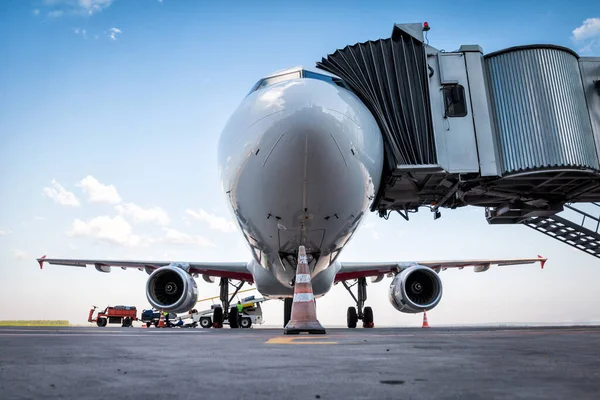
left=218, top=68, right=384, bottom=297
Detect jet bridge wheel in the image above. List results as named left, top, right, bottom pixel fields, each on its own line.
left=363, top=307, right=374, bottom=328
left=347, top=307, right=358, bottom=328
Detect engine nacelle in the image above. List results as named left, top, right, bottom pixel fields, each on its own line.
left=146, top=265, right=198, bottom=313
left=388, top=265, right=443, bottom=313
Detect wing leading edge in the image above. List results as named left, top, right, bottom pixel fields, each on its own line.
left=36, top=256, right=253, bottom=283
left=335, top=256, right=547, bottom=283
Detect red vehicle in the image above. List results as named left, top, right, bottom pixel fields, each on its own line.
left=88, top=305, right=137, bottom=327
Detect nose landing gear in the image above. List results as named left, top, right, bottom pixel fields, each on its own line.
left=342, top=277, right=374, bottom=328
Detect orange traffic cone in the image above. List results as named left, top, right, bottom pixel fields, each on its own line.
left=422, top=310, right=430, bottom=328
left=158, top=311, right=165, bottom=328
left=284, top=246, right=326, bottom=335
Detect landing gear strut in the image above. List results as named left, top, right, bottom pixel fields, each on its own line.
left=283, top=298, right=293, bottom=327
left=342, top=277, right=374, bottom=328
left=215, top=277, right=245, bottom=328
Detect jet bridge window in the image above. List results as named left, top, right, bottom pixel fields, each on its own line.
left=443, top=84, right=467, bottom=118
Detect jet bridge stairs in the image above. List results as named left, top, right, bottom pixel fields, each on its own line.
left=525, top=204, right=600, bottom=259
left=316, top=22, right=600, bottom=258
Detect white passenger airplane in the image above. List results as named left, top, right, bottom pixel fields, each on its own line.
left=37, top=66, right=546, bottom=329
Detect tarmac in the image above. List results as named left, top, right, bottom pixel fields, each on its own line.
left=1, top=325, right=599, bottom=400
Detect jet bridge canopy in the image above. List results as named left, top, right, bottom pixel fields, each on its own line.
left=316, top=23, right=600, bottom=224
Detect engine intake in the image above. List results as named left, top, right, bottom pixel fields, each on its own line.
left=146, top=266, right=198, bottom=313
left=388, top=265, right=443, bottom=313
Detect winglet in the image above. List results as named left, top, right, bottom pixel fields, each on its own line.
left=537, top=255, right=547, bottom=269
left=37, top=255, right=46, bottom=270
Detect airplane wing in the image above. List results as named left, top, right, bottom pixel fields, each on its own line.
left=36, top=256, right=253, bottom=282
left=335, top=256, right=547, bottom=283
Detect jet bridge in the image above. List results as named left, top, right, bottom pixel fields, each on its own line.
left=316, top=23, right=600, bottom=226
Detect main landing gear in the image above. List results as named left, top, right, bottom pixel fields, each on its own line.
left=213, top=277, right=245, bottom=329
left=342, top=277, right=374, bottom=328
left=283, top=297, right=293, bottom=327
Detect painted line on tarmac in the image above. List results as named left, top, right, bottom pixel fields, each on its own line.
left=265, top=336, right=338, bottom=345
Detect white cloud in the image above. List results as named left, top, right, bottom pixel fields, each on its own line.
left=34, top=216, right=46, bottom=221
left=43, top=179, right=80, bottom=207
left=33, top=9, right=40, bottom=15
left=0, top=228, right=11, bottom=237
left=186, top=208, right=237, bottom=233
left=572, top=18, right=600, bottom=54
left=43, top=0, right=114, bottom=16
left=108, top=27, right=121, bottom=41
left=572, top=18, right=600, bottom=41
left=162, top=228, right=216, bottom=247
left=115, top=202, right=170, bottom=226
left=12, top=249, right=28, bottom=260
left=77, top=175, right=122, bottom=204
left=73, top=27, right=87, bottom=38
left=67, top=215, right=148, bottom=247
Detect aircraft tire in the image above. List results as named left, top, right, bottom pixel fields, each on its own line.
left=347, top=307, right=358, bottom=328
left=363, top=307, right=374, bottom=328
left=229, top=307, right=239, bottom=328
left=213, top=307, right=223, bottom=328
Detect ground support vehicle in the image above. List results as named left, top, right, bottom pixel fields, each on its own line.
left=88, top=305, right=137, bottom=327
left=193, top=295, right=267, bottom=329
left=140, top=309, right=178, bottom=327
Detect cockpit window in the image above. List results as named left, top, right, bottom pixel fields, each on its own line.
left=247, top=69, right=348, bottom=96
left=303, top=70, right=333, bottom=82
left=304, top=70, right=349, bottom=89
left=249, top=71, right=301, bottom=94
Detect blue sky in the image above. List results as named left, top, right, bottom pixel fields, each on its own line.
left=1, top=0, right=599, bottom=326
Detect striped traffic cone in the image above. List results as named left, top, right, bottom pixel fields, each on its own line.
left=158, top=311, right=166, bottom=328
left=422, top=310, right=430, bottom=328
left=284, top=246, right=326, bottom=335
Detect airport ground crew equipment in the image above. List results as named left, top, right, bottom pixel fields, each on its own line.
left=284, top=246, right=326, bottom=334
left=189, top=294, right=266, bottom=329
left=88, top=305, right=137, bottom=327
left=139, top=309, right=178, bottom=327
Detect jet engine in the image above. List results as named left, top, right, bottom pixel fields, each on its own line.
left=146, top=265, right=198, bottom=313
left=388, top=265, right=443, bottom=313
